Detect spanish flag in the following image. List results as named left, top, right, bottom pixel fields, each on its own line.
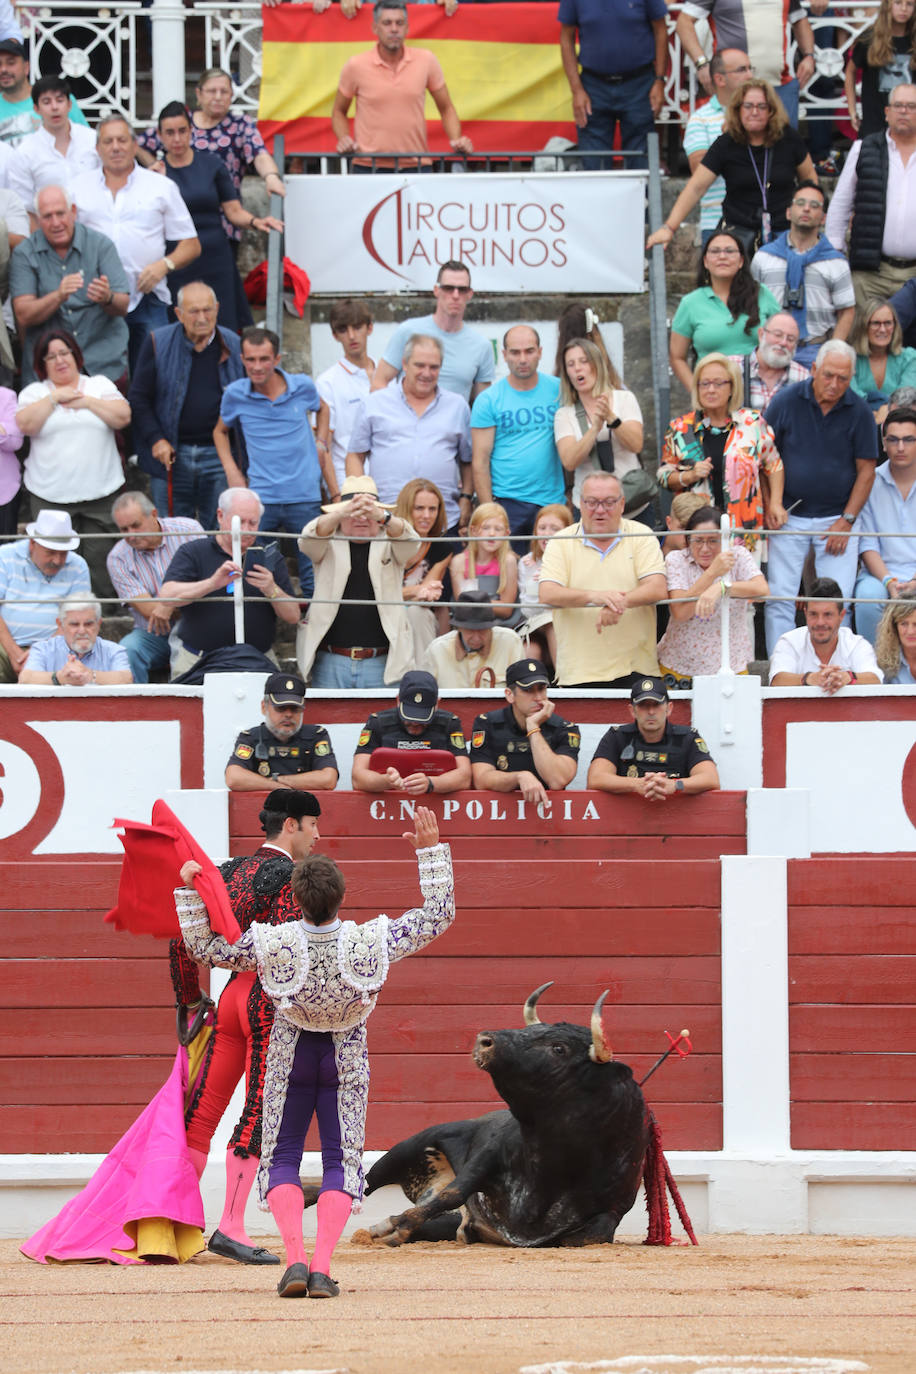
left=259, top=3, right=576, bottom=154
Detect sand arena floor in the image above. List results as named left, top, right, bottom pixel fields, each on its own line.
left=3, top=1233, right=914, bottom=1374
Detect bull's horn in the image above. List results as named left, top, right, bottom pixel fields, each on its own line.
left=522, top=981, right=554, bottom=1026
left=589, top=990, right=613, bottom=1063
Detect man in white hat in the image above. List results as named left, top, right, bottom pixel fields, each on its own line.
left=0, top=508, right=90, bottom=681
left=297, top=474, right=420, bottom=688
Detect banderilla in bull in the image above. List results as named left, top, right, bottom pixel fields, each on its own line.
left=638, top=1028, right=692, bottom=1087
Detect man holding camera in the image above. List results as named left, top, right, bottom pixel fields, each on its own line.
left=751, top=181, right=854, bottom=368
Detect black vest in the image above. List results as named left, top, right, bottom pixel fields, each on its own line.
left=848, top=132, right=889, bottom=272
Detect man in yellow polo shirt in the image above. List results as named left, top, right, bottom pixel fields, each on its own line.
left=538, top=470, right=666, bottom=687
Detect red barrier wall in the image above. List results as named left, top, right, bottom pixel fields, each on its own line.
left=788, top=856, right=916, bottom=1149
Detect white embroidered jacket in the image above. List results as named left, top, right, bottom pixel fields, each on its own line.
left=174, top=842, right=455, bottom=1032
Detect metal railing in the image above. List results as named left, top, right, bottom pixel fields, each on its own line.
left=14, top=1, right=883, bottom=131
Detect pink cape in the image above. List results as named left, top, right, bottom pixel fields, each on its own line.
left=21, top=1048, right=205, bottom=1265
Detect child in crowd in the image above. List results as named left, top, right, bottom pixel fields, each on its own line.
left=517, top=502, right=573, bottom=676
left=846, top=0, right=916, bottom=140
left=450, top=501, right=519, bottom=620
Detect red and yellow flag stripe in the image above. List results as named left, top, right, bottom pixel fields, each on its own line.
left=259, top=3, right=576, bottom=154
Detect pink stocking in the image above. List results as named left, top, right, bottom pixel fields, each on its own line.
left=311, top=1189, right=352, bottom=1275
left=267, top=1183, right=307, bottom=1267
left=187, top=1147, right=209, bottom=1181
left=218, top=1150, right=260, bottom=1246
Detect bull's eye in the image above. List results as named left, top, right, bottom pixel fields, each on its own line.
left=551, top=1043, right=568, bottom=1056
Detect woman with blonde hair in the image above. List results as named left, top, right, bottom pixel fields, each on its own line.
left=450, top=501, right=518, bottom=619
left=554, top=336, right=648, bottom=518
left=394, top=477, right=454, bottom=652
left=658, top=352, right=784, bottom=542
left=875, top=599, right=916, bottom=682
left=850, top=300, right=916, bottom=422
left=648, top=80, right=815, bottom=253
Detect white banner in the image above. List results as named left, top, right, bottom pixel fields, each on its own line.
left=284, top=172, right=647, bottom=294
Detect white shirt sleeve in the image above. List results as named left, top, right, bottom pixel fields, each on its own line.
left=824, top=142, right=860, bottom=251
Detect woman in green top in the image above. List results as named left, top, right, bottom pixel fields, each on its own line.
left=669, top=230, right=780, bottom=395
left=850, top=299, right=916, bottom=424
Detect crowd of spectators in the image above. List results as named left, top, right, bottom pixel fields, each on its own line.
left=0, top=1, right=914, bottom=723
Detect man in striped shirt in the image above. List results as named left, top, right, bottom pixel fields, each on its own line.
left=106, top=490, right=202, bottom=682
left=0, top=508, right=90, bottom=681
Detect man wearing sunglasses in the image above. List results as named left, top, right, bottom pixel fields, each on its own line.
left=538, top=469, right=665, bottom=688
left=371, top=259, right=494, bottom=405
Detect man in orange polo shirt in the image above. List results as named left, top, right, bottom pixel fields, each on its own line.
left=331, top=0, right=472, bottom=169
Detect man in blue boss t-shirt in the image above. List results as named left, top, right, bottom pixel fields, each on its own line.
left=215, top=326, right=331, bottom=598
left=470, top=325, right=563, bottom=543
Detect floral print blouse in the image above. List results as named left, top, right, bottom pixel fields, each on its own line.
left=658, top=406, right=782, bottom=539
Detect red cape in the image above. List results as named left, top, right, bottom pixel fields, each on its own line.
left=104, top=800, right=241, bottom=942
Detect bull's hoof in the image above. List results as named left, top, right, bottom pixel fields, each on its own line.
left=367, top=1217, right=397, bottom=1240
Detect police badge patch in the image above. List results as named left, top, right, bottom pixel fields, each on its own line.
left=258, top=761, right=271, bottom=776
left=315, top=740, right=330, bottom=756
left=358, top=729, right=372, bottom=746
left=234, top=744, right=254, bottom=760
left=450, top=731, right=466, bottom=749
left=497, top=755, right=509, bottom=770
left=472, top=731, right=485, bottom=748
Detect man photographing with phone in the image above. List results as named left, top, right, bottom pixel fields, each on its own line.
left=158, top=486, right=300, bottom=680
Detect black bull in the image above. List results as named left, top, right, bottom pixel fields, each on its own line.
left=360, top=985, right=653, bottom=1248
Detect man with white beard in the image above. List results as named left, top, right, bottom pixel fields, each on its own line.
left=727, top=312, right=809, bottom=415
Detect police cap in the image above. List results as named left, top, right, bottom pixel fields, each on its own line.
left=506, top=659, right=550, bottom=689
left=264, top=672, right=306, bottom=706
left=630, top=676, right=669, bottom=704
left=398, top=669, right=438, bottom=723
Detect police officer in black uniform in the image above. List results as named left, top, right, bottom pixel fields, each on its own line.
left=351, top=669, right=471, bottom=794
left=587, top=676, right=720, bottom=800
left=225, top=672, right=339, bottom=792
left=470, top=658, right=581, bottom=805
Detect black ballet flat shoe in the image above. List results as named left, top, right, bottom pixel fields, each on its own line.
left=207, top=1229, right=281, bottom=1265
left=277, top=1261, right=311, bottom=1297
left=307, top=1270, right=340, bottom=1298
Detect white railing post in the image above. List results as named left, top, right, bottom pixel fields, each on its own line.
left=719, top=512, right=734, bottom=676
left=230, top=514, right=244, bottom=645
left=149, top=0, right=187, bottom=115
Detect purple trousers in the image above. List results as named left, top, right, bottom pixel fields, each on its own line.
left=266, top=1030, right=345, bottom=1194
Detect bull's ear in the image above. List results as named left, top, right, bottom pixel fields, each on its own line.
left=589, top=990, right=614, bottom=1063
left=522, top=981, right=554, bottom=1026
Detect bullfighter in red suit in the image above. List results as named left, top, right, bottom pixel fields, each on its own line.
left=170, top=789, right=321, bottom=1264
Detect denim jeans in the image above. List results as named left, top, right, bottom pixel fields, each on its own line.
left=128, top=294, right=170, bottom=376
left=852, top=572, right=889, bottom=646
left=578, top=66, right=655, bottom=170
left=495, top=495, right=544, bottom=555
left=309, top=649, right=388, bottom=689
left=119, top=626, right=170, bottom=683
left=764, top=512, right=860, bottom=654
left=150, top=444, right=227, bottom=533
left=259, top=499, right=322, bottom=598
